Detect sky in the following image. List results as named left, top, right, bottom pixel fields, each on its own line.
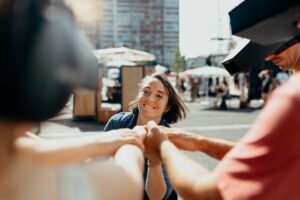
left=179, top=0, right=244, bottom=58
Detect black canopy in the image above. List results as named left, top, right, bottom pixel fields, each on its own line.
left=229, top=0, right=300, bottom=45
left=222, top=0, right=300, bottom=75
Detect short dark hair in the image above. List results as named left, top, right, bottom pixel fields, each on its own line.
left=129, top=73, right=188, bottom=124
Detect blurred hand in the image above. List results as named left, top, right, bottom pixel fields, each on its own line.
left=144, top=121, right=168, bottom=164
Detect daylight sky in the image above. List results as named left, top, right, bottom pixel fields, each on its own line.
left=179, top=0, right=244, bottom=58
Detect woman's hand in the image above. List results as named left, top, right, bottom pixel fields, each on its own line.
left=144, top=121, right=168, bottom=164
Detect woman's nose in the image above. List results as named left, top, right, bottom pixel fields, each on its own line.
left=147, top=94, right=156, bottom=102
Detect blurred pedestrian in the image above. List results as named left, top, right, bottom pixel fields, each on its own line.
left=190, top=77, right=199, bottom=102
left=275, top=70, right=289, bottom=86
left=175, top=75, right=185, bottom=99
left=259, top=69, right=275, bottom=103
left=217, top=78, right=229, bottom=110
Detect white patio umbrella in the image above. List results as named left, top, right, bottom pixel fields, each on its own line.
left=181, top=66, right=230, bottom=77
left=106, top=60, right=136, bottom=67
left=155, top=64, right=168, bottom=74
left=93, top=47, right=156, bottom=63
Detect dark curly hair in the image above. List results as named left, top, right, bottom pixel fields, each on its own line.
left=129, top=73, right=188, bottom=124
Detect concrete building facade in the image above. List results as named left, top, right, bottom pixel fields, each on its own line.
left=81, top=0, right=179, bottom=66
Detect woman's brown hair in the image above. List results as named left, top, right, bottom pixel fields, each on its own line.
left=129, top=73, right=188, bottom=124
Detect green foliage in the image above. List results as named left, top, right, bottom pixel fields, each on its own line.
left=172, top=47, right=186, bottom=72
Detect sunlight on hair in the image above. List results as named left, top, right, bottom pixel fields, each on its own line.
left=64, top=0, right=102, bottom=25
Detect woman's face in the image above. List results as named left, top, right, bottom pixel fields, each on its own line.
left=138, top=77, right=169, bottom=122
left=266, top=43, right=300, bottom=72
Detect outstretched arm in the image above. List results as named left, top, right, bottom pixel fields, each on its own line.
left=85, top=144, right=145, bottom=200
left=159, top=140, right=222, bottom=200
left=146, top=122, right=222, bottom=200
left=16, top=129, right=145, bottom=165
left=114, top=144, right=145, bottom=192
left=161, top=127, right=234, bottom=160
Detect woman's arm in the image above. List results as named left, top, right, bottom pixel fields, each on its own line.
left=16, top=129, right=145, bottom=165
left=145, top=161, right=167, bottom=200
left=144, top=125, right=171, bottom=200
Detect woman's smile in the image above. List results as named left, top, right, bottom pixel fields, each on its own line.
left=143, top=104, right=156, bottom=110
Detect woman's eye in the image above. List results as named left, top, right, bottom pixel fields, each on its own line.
left=157, top=95, right=163, bottom=98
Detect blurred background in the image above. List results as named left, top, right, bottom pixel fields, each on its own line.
left=39, top=0, right=292, bottom=173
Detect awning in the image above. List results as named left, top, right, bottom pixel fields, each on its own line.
left=229, top=0, right=300, bottom=45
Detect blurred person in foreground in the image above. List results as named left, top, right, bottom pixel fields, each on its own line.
left=104, top=73, right=188, bottom=200
left=144, top=1, right=300, bottom=199
left=0, top=0, right=145, bottom=199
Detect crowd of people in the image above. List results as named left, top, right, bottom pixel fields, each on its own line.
left=176, top=76, right=230, bottom=104
left=259, top=69, right=291, bottom=104
left=1, top=0, right=300, bottom=200
left=174, top=67, right=292, bottom=110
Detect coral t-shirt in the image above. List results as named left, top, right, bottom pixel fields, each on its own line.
left=215, top=73, right=300, bottom=200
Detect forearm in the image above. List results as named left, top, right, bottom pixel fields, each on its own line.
left=169, top=130, right=234, bottom=160
left=84, top=147, right=144, bottom=200
left=16, top=134, right=125, bottom=165
left=146, top=163, right=167, bottom=200
left=160, top=140, right=211, bottom=199
left=198, top=134, right=234, bottom=160
left=114, top=144, right=144, bottom=196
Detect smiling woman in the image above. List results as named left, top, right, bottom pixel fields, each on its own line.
left=104, top=73, right=188, bottom=200
left=130, top=74, right=188, bottom=125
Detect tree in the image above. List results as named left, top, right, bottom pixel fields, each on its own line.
left=172, top=47, right=186, bottom=72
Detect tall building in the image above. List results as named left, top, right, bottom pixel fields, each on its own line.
left=81, top=0, right=179, bottom=66
left=208, top=0, right=231, bottom=67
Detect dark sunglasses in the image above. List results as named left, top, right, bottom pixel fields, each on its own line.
left=273, top=35, right=300, bottom=55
